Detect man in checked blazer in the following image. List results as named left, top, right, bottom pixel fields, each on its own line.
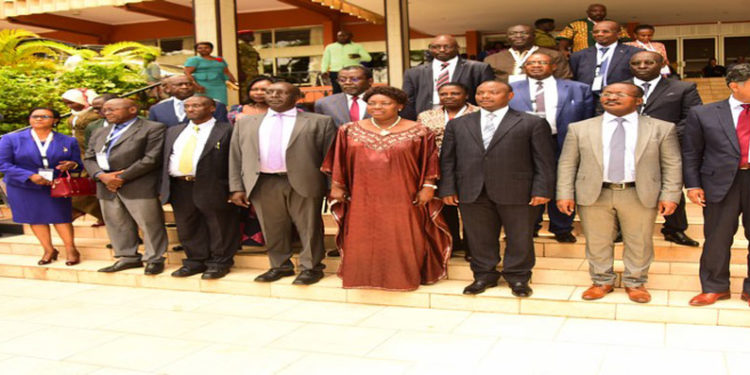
left=229, top=81, right=336, bottom=286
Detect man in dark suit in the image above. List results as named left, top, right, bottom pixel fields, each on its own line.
left=229, top=82, right=336, bottom=285
left=684, top=64, right=750, bottom=306
left=628, top=51, right=703, bottom=247
left=314, top=65, right=372, bottom=127
left=570, top=20, right=642, bottom=110
left=84, top=99, right=168, bottom=275
left=509, top=51, right=595, bottom=243
left=402, top=34, right=495, bottom=120
left=160, top=96, right=239, bottom=279
left=148, top=75, right=228, bottom=127
left=439, top=80, right=556, bottom=296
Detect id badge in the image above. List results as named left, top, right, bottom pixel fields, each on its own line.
left=38, top=168, right=54, bottom=182
left=96, top=151, right=110, bottom=171
left=508, top=74, right=526, bottom=83
left=592, top=76, right=603, bottom=91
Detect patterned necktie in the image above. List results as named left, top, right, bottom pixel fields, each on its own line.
left=436, top=62, right=450, bottom=89
left=599, top=47, right=610, bottom=85
left=176, top=100, right=186, bottom=121
left=639, top=82, right=651, bottom=114
left=178, top=125, right=200, bottom=175
left=608, top=118, right=626, bottom=182
left=535, top=81, right=546, bottom=114
left=737, top=104, right=750, bottom=166
left=482, top=113, right=497, bottom=149
left=349, top=96, right=360, bottom=122
left=266, top=113, right=286, bottom=171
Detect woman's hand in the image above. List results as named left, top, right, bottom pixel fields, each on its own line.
left=56, top=161, right=78, bottom=171
left=29, top=174, right=52, bottom=186
left=329, top=185, right=349, bottom=202
left=413, top=187, right=435, bottom=206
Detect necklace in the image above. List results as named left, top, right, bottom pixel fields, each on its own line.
left=371, top=116, right=401, bottom=136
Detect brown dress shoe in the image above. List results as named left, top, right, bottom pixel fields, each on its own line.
left=741, top=292, right=750, bottom=306
left=625, top=286, right=652, bottom=303
left=689, top=291, right=731, bottom=306
left=582, top=284, right=614, bottom=300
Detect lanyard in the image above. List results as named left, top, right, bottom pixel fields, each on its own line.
left=444, top=105, right=468, bottom=123
left=510, top=46, right=538, bottom=73
left=595, top=45, right=615, bottom=76
left=101, top=119, right=135, bottom=153
left=31, top=130, right=53, bottom=168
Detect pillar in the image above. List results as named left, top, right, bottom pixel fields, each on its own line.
left=192, top=0, right=239, bottom=105
left=384, top=0, right=410, bottom=88
left=465, top=30, right=481, bottom=59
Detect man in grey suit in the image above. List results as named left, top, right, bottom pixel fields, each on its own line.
left=314, top=65, right=372, bottom=127
left=229, top=82, right=336, bottom=285
left=557, top=82, right=682, bottom=303
left=439, top=80, right=556, bottom=297
left=84, top=99, right=168, bottom=275
left=627, top=51, right=703, bottom=247
left=160, top=96, right=239, bottom=280
left=402, top=34, right=495, bottom=120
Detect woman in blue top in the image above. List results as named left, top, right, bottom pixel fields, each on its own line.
left=0, top=107, right=84, bottom=266
left=184, top=41, right=239, bottom=105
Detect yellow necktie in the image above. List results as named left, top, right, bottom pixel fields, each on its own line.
left=178, top=125, right=200, bottom=175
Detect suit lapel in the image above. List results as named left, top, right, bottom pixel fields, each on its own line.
left=248, top=115, right=263, bottom=155
left=716, top=100, right=740, bottom=154
left=486, top=110, right=522, bottom=152
left=515, top=81, right=533, bottom=112
left=110, top=118, right=142, bottom=150
left=464, top=112, right=485, bottom=150
left=167, top=98, right=181, bottom=124
left=286, top=113, right=306, bottom=149
left=587, top=117, right=604, bottom=168
left=199, top=123, right=225, bottom=161
left=453, top=58, right=466, bottom=82
left=635, top=116, right=654, bottom=163
left=606, top=45, right=627, bottom=81
left=165, top=123, right=186, bottom=157
left=334, top=94, right=350, bottom=123
left=644, top=78, right=669, bottom=111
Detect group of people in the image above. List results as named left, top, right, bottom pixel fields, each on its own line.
left=3, top=3, right=750, bottom=309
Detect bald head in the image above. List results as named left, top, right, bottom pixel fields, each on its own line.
left=593, top=20, right=620, bottom=46
left=429, top=34, right=459, bottom=61
left=586, top=3, right=607, bottom=21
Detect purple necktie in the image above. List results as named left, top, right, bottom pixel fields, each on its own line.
left=267, top=113, right=285, bottom=171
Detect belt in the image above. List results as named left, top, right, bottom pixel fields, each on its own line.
left=172, top=176, right=195, bottom=182
left=740, top=164, right=750, bottom=170
left=602, top=182, right=635, bottom=190
left=259, top=172, right=287, bottom=176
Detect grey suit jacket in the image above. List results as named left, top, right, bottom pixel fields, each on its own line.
left=229, top=111, right=336, bottom=199
left=557, top=115, right=682, bottom=207
left=84, top=117, right=166, bottom=200
left=313, top=93, right=371, bottom=127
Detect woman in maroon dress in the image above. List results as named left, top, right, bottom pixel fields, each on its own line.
left=322, top=86, right=451, bottom=291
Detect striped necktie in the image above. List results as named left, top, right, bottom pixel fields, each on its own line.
left=436, top=62, right=450, bottom=89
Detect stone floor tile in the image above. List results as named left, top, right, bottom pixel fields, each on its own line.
left=597, top=346, right=727, bottom=375
left=273, top=300, right=383, bottom=325
left=182, top=316, right=303, bottom=346
left=666, top=323, right=750, bottom=352
left=366, top=330, right=496, bottom=364
left=102, top=310, right=217, bottom=338
left=556, top=318, right=665, bottom=347
left=726, top=351, right=750, bottom=375
left=278, top=353, right=411, bottom=375
left=158, top=344, right=304, bottom=375
left=0, top=356, right=100, bottom=375
left=20, top=303, right=145, bottom=330
left=346, top=289, right=430, bottom=307
left=0, top=320, right=50, bottom=343
left=268, top=323, right=397, bottom=356
left=192, top=294, right=301, bottom=319
left=359, top=306, right=471, bottom=333
left=452, top=312, right=565, bottom=340
left=0, top=326, right=121, bottom=361
left=88, top=368, right=154, bottom=375
left=476, top=339, right=605, bottom=375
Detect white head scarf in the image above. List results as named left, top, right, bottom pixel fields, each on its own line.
left=62, top=88, right=98, bottom=108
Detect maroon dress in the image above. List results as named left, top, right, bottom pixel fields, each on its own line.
left=322, top=122, right=452, bottom=291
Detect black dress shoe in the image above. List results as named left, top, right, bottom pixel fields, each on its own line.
left=144, top=262, right=165, bottom=275
left=509, top=281, right=533, bottom=297
left=554, top=232, right=577, bottom=243
left=464, top=254, right=473, bottom=262
left=171, top=266, right=205, bottom=277
left=172, top=245, right=184, bottom=252
left=292, top=270, right=325, bottom=285
left=202, top=268, right=229, bottom=280
left=98, top=261, right=143, bottom=273
left=327, top=249, right=340, bottom=257
left=463, top=280, right=498, bottom=295
left=663, top=231, right=700, bottom=247
left=255, top=268, right=295, bottom=282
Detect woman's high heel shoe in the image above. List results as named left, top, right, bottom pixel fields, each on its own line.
left=37, top=249, right=59, bottom=265
left=65, top=249, right=81, bottom=266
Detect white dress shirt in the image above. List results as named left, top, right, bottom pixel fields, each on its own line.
left=480, top=106, right=509, bottom=144
left=595, top=41, right=618, bottom=78
left=633, top=76, right=661, bottom=103
left=729, top=95, right=750, bottom=164
left=168, top=118, right=216, bottom=177
left=432, top=56, right=459, bottom=105
left=259, top=108, right=297, bottom=173
left=529, top=76, right=558, bottom=134
left=172, top=97, right=186, bottom=122
left=345, top=93, right=367, bottom=121
left=602, top=111, right=638, bottom=182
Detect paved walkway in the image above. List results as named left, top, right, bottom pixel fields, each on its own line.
left=0, top=277, right=749, bottom=375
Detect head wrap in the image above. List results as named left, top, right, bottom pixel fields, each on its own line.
left=62, top=88, right=98, bottom=108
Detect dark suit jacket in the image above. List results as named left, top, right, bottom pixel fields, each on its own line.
left=402, top=58, right=495, bottom=120
left=683, top=99, right=741, bottom=203
left=84, top=118, right=166, bottom=200
left=148, top=97, right=229, bottom=127
left=313, top=93, right=371, bottom=127
left=438, top=109, right=556, bottom=204
left=570, top=43, right=643, bottom=89
left=159, top=121, right=233, bottom=208
left=508, top=78, right=595, bottom=147
left=626, top=78, right=703, bottom=140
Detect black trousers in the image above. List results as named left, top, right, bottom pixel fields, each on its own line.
left=329, top=71, right=342, bottom=94
left=442, top=204, right=466, bottom=252
left=701, top=170, right=750, bottom=293
left=535, top=135, right=574, bottom=235
left=170, top=179, right=240, bottom=271
left=661, top=193, right=689, bottom=234
left=459, top=189, right=539, bottom=283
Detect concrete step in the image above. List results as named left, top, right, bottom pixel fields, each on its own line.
left=1, top=253, right=748, bottom=327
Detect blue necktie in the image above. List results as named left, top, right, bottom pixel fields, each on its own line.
left=599, top=47, right=610, bottom=85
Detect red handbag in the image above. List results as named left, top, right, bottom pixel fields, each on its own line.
left=50, top=170, right=97, bottom=198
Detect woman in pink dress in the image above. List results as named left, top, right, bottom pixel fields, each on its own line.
left=626, top=24, right=671, bottom=76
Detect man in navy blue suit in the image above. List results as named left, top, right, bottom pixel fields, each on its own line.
left=569, top=21, right=642, bottom=113
left=510, top=51, right=595, bottom=242
left=148, top=75, right=228, bottom=127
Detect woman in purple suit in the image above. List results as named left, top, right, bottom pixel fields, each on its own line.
left=0, top=108, right=83, bottom=266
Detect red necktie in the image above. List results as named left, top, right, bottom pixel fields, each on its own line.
left=436, top=62, right=450, bottom=89
left=738, top=104, right=750, bottom=166
left=350, top=96, right=360, bottom=122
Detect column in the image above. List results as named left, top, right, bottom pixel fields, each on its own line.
left=192, top=0, right=239, bottom=105
left=384, top=0, right=410, bottom=88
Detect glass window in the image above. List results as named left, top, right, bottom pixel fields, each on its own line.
left=259, top=31, right=273, bottom=49
left=724, top=36, right=750, bottom=66
left=275, top=56, right=311, bottom=84
left=683, top=38, right=716, bottom=78
left=160, top=39, right=184, bottom=53
left=275, top=29, right=311, bottom=47
left=654, top=39, right=677, bottom=66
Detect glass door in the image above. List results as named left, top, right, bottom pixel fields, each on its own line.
left=682, top=37, right=717, bottom=78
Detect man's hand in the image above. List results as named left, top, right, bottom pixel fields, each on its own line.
left=658, top=200, right=678, bottom=216
left=442, top=195, right=459, bottom=206
left=529, top=196, right=550, bottom=206
left=56, top=160, right=78, bottom=171
left=557, top=199, right=576, bottom=216
left=413, top=187, right=434, bottom=206
left=687, top=188, right=706, bottom=207
left=29, top=174, right=52, bottom=186
left=98, top=171, right=125, bottom=192
left=229, top=191, right=249, bottom=208
left=329, top=185, right=348, bottom=202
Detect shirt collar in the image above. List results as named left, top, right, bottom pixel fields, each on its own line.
left=267, top=107, right=298, bottom=118
left=596, top=41, right=618, bottom=50
left=433, top=56, right=459, bottom=68
left=188, top=117, right=216, bottom=128
left=530, top=75, right=556, bottom=85
left=172, top=97, right=185, bottom=104
left=116, top=117, right=138, bottom=128
left=480, top=106, right=508, bottom=119
left=603, top=110, right=638, bottom=125
left=633, top=75, right=661, bottom=88
left=346, top=93, right=365, bottom=101
left=729, top=95, right=748, bottom=109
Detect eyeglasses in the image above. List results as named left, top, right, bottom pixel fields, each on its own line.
left=524, top=61, right=551, bottom=66
left=337, top=77, right=364, bottom=83
left=601, top=92, right=637, bottom=98
left=30, top=115, right=54, bottom=119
